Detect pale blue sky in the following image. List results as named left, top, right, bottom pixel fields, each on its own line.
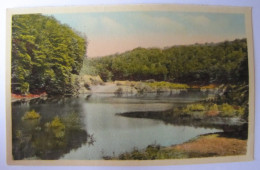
left=51, top=11, right=246, bottom=57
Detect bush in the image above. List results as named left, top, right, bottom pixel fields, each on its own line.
left=237, top=107, right=245, bottom=117
left=22, top=110, right=40, bottom=120
left=206, top=104, right=220, bottom=116
left=20, top=82, right=29, bottom=94
left=187, top=104, right=205, bottom=111
left=146, top=81, right=189, bottom=89
left=219, top=103, right=246, bottom=117
left=220, top=103, right=236, bottom=117
left=209, top=104, right=218, bottom=111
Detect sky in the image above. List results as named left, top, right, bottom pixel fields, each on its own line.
left=51, top=11, right=246, bottom=58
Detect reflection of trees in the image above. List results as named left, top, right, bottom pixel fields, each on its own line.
left=118, top=110, right=248, bottom=139
left=12, top=112, right=95, bottom=160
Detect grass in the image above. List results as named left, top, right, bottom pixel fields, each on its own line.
left=106, top=134, right=247, bottom=160
left=22, top=110, right=41, bottom=120
left=177, top=103, right=246, bottom=118
left=172, top=134, right=247, bottom=156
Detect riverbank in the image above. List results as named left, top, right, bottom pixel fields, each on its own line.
left=11, top=92, right=47, bottom=103
left=104, top=133, right=247, bottom=160
left=87, top=80, right=219, bottom=97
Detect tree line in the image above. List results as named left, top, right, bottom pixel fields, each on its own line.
left=82, top=39, right=248, bottom=85
left=12, top=14, right=87, bottom=95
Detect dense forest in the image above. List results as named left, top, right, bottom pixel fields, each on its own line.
left=11, top=14, right=87, bottom=95
left=82, top=39, right=248, bottom=85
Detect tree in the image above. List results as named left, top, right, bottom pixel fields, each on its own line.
left=12, top=14, right=87, bottom=95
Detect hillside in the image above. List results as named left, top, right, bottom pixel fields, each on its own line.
left=81, top=39, right=248, bottom=85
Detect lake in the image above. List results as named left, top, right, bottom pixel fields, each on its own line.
left=12, top=90, right=223, bottom=160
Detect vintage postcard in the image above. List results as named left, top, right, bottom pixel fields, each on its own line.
left=6, top=4, right=254, bottom=166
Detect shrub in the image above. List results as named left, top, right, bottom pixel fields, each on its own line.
left=188, top=104, right=205, bottom=111
left=206, top=104, right=219, bottom=116
left=146, top=81, right=189, bottom=89
left=209, top=104, right=218, bottom=111
left=237, top=107, right=245, bottom=117
left=220, top=103, right=236, bottom=117
left=22, top=110, right=40, bottom=120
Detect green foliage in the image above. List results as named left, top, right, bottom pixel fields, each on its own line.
left=206, top=104, right=220, bottom=116
left=83, top=39, right=248, bottom=85
left=186, top=104, right=206, bottom=111
left=174, top=103, right=245, bottom=118
left=20, top=82, right=29, bottom=94
left=220, top=103, right=235, bottom=117
left=11, top=14, right=87, bottom=95
left=216, top=84, right=248, bottom=119
left=22, top=110, right=41, bottom=120
left=209, top=104, right=219, bottom=111
left=146, top=81, right=189, bottom=89
left=80, top=58, right=99, bottom=76
left=112, top=144, right=196, bottom=160
left=219, top=103, right=245, bottom=117
left=237, top=107, right=245, bottom=117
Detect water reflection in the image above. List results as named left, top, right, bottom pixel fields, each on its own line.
left=12, top=106, right=93, bottom=160
left=117, top=110, right=248, bottom=139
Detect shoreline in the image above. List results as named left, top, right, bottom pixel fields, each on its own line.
left=11, top=93, right=47, bottom=103
left=11, top=81, right=220, bottom=102
left=104, top=132, right=247, bottom=160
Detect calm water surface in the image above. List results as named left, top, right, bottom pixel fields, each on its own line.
left=12, top=91, right=222, bottom=160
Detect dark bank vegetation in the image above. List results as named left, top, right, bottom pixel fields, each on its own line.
left=11, top=14, right=87, bottom=95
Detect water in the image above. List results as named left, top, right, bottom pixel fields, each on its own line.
left=12, top=91, right=222, bottom=160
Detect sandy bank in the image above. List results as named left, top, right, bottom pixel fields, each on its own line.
left=167, top=133, right=247, bottom=157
